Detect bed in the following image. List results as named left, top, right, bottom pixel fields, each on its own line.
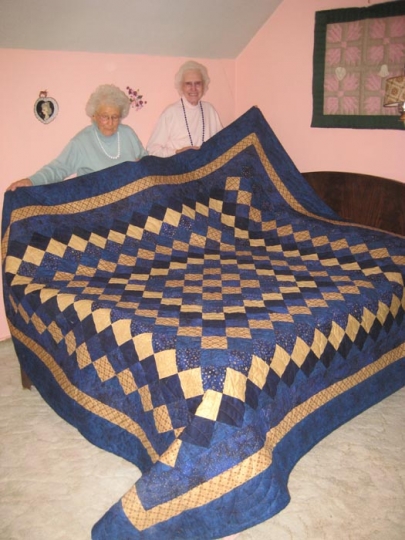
left=2, top=106, right=405, bottom=539
left=302, top=171, right=405, bottom=237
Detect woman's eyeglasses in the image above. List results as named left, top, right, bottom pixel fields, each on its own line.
left=97, top=114, right=121, bottom=123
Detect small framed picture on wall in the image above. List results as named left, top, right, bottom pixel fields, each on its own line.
left=34, top=91, right=59, bottom=124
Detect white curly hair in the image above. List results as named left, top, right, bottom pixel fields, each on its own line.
left=174, top=60, right=211, bottom=96
left=85, top=84, right=130, bottom=119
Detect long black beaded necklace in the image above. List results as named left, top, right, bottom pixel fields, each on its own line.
left=181, top=98, right=205, bottom=146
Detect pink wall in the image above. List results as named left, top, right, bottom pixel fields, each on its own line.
left=0, top=49, right=234, bottom=339
left=236, top=0, right=404, bottom=183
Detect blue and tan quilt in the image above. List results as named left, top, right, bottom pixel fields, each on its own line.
left=2, top=107, right=405, bottom=539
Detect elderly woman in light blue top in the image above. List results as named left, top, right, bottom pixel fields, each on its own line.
left=7, top=84, right=147, bottom=191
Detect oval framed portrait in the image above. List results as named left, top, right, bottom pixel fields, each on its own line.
left=34, top=96, right=59, bottom=124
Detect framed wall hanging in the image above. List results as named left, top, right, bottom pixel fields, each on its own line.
left=34, top=91, right=59, bottom=124
left=311, top=0, right=405, bottom=129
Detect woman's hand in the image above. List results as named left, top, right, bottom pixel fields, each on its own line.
left=175, top=146, right=200, bottom=154
left=6, top=178, right=33, bottom=191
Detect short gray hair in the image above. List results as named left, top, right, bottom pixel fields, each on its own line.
left=85, top=84, right=130, bottom=118
left=174, top=60, right=211, bottom=96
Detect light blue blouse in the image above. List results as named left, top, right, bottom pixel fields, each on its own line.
left=30, top=123, right=147, bottom=185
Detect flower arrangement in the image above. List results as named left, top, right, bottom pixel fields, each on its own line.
left=127, top=86, right=147, bottom=111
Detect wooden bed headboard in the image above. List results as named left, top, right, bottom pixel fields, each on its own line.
left=302, top=171, right=405, bottom=237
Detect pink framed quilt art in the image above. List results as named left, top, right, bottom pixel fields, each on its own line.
left=312, top=1, right=405, bottom=129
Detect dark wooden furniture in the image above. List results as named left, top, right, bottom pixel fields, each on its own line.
left=302, top=171, right=405, bottom=237
left=20, top=366, right=33, bottom=390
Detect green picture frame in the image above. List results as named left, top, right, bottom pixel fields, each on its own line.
left=311, top=0, right=405, bottom=129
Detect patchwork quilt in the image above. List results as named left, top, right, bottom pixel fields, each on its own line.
left=2, top=107, right=405, bottom=539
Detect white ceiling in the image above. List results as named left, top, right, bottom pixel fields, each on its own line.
left=0, top=0, right=283, bottom=59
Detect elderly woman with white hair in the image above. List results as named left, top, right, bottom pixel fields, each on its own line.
left=146, top=60, right=223, bottom=157
left=7, top=84, right=147, bottom=191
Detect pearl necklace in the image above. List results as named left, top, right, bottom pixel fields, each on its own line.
left=94, top=129, right=121, bottom=160
left=181, top=98, right=205, bottom=147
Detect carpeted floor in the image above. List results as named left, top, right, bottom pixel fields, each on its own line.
left=1, top=337, right=404, bottom=540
